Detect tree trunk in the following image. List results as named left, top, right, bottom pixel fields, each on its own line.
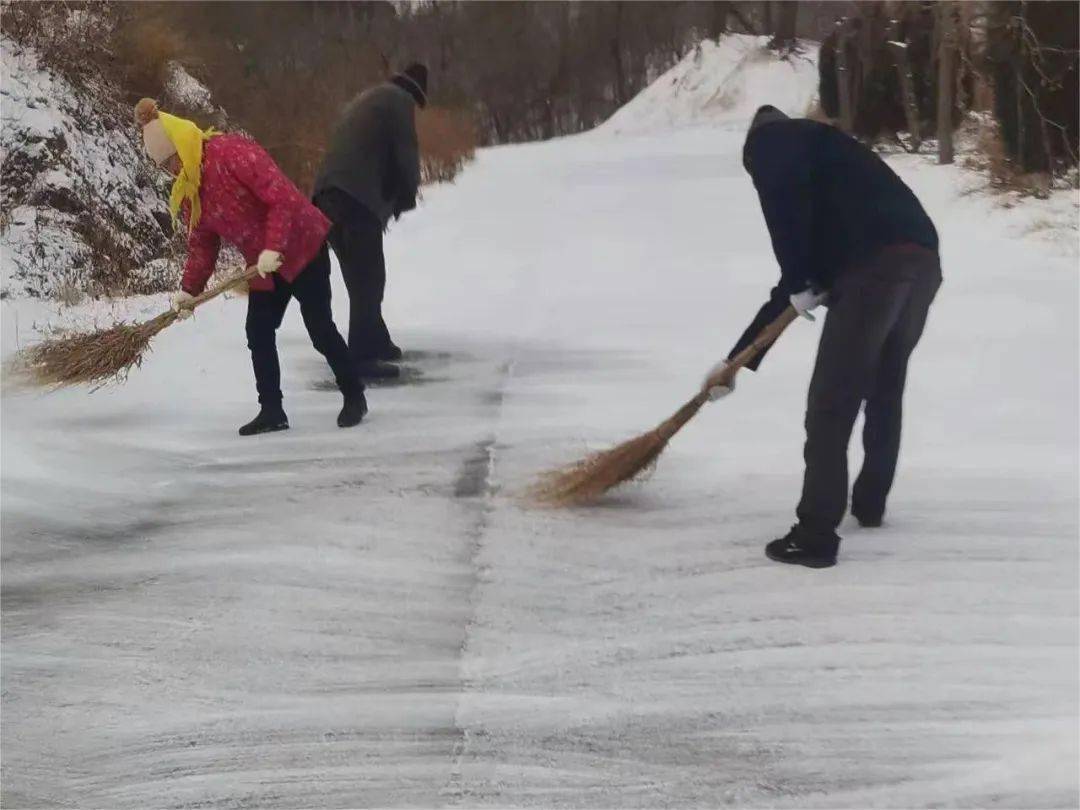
left=889, top=40, right=922, bottom=150
left=611, top=1, right=626, bottom=106
left=835, top=20, right=855, bottom=133
left=936, top=2, right=955, bottom=164
left=769, top=1, right=798, bottom=51
left=707, top=1, right=729, bottom=41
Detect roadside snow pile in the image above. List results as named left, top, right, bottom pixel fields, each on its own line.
left=0, top=36, right=174, bottom=300
left=600, top=34, right=818, bottom=135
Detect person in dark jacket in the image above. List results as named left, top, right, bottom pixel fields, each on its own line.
left=313, top=63, right=426, bottom=378
left=703, top=105, right=942, bottom=568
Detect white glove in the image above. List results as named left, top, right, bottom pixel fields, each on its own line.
left=170, top=290, right=195, bottom=320
left=789, top=287, right=828, bottom=321
left=256, top=249, right=283, bottom=278
left=702, top=359, right=736, bottom=402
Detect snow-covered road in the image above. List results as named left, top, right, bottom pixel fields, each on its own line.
left=3, top=116, right=1078, bottom=807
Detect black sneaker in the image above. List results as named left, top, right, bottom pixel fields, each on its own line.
left=337, top=391, right=368, bottom=428
left=355, top=360, right=401, bottom=380
left=238, top=407, right=289, bottom=437
left=765, top=525, right=840, bottom=568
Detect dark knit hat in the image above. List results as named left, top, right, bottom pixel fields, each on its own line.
left=392, top=62, right=428, bottom=108
left=748, top=104, right=790, bottom=132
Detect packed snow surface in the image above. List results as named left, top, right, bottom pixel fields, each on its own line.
left=2, top=35, right=1078, bottom=808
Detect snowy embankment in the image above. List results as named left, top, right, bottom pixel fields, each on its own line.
left=0, top=29, right=225, bottom=301
left=0, top=36, right=173, bottom=299
left=3, top=35, right=1078, bottom=808
left=601, top=34, right=819, bottom=135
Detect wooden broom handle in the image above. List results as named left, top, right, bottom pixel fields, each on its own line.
left=187, top=265, right=262, bottom=310
left=725, top=305, right=799, bottom=372
left=688, top=305, right=800, bottom=412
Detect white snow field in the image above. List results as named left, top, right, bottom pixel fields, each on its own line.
left=3, top=38, right=1078, bottom=809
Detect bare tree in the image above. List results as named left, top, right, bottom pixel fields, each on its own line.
left=769, top=2, right=799, bottom=52
left=936, top=1, right=956, bottom=164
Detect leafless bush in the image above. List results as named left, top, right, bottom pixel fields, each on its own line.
left=963, top=113, right=1055, bottom=198
left=110, top=7, right=188, bottom=101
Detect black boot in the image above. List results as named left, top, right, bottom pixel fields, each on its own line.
left=238, top=406, right=289, bottom=437
left=337, top=391, right=368, bottom=428
left=851, top=496, right=884, bottom=528
left=852, top=510, right=883, bottom=528
left=379, top=343, right=403, bottom=362
left=765, top=524, right=840, bottom=568
left=355, top=359, right=401, bottom=380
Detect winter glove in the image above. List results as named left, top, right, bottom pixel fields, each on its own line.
left=170, top=290, right=196, bottom=320
left=702, top=359, right=737, bottom=402
left=256, top=249, right=283, bottom=279
left=789, top=287, right=828, bottom=321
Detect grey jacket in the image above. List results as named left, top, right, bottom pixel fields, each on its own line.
left=314, top=83, right=420, bottom=225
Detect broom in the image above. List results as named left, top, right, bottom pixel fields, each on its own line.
left=529, top=305, right=800, bottom=506
left=10, top=265, right=260, bottom=389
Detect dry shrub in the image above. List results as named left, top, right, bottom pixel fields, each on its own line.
left=966, top=114, right=1054, bottom=198
left=1, top=1, right=111, bottom=81
left=55, top=279, right=84, bottom=308
left=1, top=2, right=184, bottom=102
left=111, top=9, right=188, bottom=101
left=418, top=107, right=478, bottom=185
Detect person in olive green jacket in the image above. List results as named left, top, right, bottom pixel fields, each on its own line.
left=313, top=63, right=426, bottom=378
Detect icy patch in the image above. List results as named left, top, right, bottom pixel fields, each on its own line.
left=599, top=35, right=819, bottom=135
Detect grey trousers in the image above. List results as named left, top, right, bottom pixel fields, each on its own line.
left=797, top=246, right=942, bottom=532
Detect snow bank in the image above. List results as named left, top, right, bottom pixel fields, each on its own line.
left=600, top=35, right=819, bottom=135
left=162, top=62, right=229, bottom=131
left=0, top=35, right=174, bottom=299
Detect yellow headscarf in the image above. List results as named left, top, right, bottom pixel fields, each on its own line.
left=158, top=111, right=219, bottom=232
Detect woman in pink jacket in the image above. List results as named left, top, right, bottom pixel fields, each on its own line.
left=137, top=100, right=365, bottom=435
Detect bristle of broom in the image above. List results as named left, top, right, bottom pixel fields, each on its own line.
left=9, top=311, right=177, bottom=390
left=528, top=429, right=672, bottom=506
left=528, top=392, right=708, bottom=507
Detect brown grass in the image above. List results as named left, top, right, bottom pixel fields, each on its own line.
left=418, top=106, right=479, bottom=185
left=111, top=10, right=187, bottom=100
left=10, top=311, right=177, bottom=390
left=528, top=392, right=708, bottom=506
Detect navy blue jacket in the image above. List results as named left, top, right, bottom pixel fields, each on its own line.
left=729, top=113, right=938, bottom=369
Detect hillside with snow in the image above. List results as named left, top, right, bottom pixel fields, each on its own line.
left=601, top=35, right=819, bottom=135
left=0, top=21, right=227, bottom=301
left=2, top=33, right=1078, bottom=809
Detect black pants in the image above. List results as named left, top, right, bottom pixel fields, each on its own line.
left=246, top=243, right=360, bottom=408
left=314, top=188, right=395, bottom=362
left=797, top=246, right=942, bottom=532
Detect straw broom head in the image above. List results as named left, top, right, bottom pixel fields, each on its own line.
left=528, top=392, right=707, bottom=506
left=527, top=307, right=799, bottom=508
left=9, top=310, right=177, bottom=389
left=7, top=266, right=258, bottom=391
